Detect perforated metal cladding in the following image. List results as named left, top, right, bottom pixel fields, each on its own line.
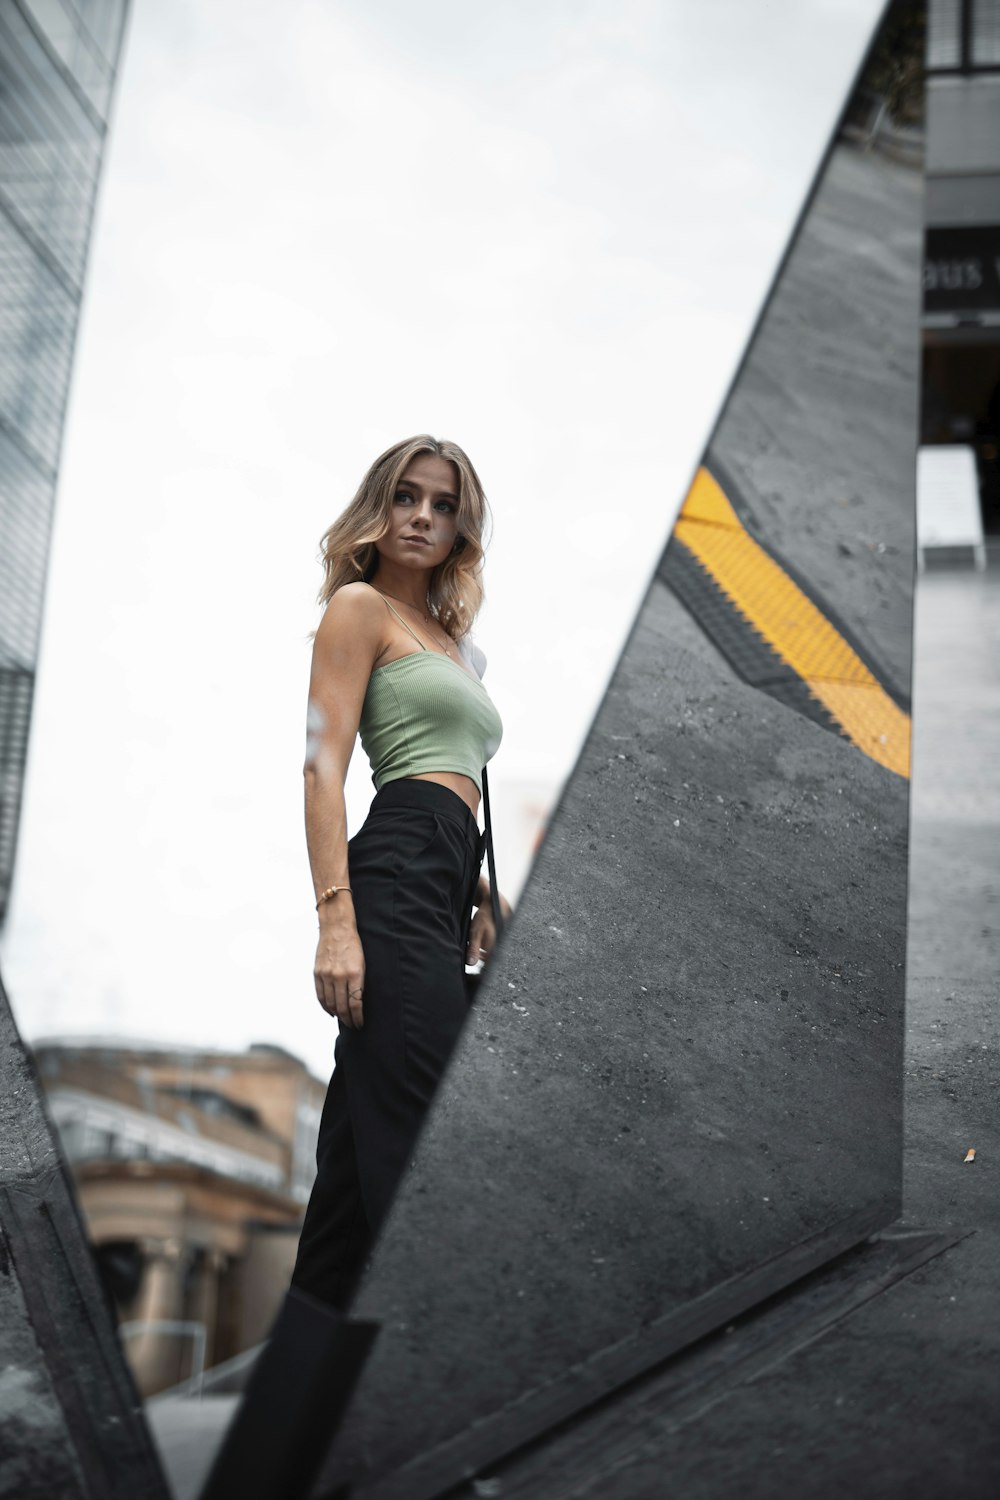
left=0, top=0, right=130, bottom=925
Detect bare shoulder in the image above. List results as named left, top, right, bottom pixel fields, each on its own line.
left=311, top=585, right=388, bottom=686
left=316, top=582, right=386, bottom=642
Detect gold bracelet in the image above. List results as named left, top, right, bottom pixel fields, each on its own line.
left=316, top=884, right=352, bottom=910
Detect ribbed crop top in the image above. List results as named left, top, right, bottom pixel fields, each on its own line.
left=358, top=595, right=503, bottom=795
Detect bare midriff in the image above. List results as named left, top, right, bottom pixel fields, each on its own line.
left=405, top=770, right=481, bottom=817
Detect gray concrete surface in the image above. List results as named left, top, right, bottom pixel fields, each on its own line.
left=1, top=107, right=958, bottom=1500
left=0, top=1284, right=86, bottom=1500
left=93, top=576, right=1000, bottom=1500
left=59, top=161, right=996, bottom=1500
left=710, top=144, right=922, bottom=700
left=310, top=134, right=921, bottom=1497
left=145, top=1395, right=239, bottom=1500
left=462, top=566, right=999, bottom=1500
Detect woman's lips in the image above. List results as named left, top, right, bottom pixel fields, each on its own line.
left=402, top=536, right=431, bottom=546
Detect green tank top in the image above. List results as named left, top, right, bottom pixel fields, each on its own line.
left=359, top=595, right=503, bottom=795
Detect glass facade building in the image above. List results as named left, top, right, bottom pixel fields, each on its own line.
left=927, top=0, right=1000, bottom=70
left=0, top=0, right=129, bottom=925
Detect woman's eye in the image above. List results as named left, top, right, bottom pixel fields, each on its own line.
left=395, top=491, right=414, bottom=504
left=435, top=500, right=456, bottom=513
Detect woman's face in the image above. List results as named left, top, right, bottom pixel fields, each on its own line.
left=376, top=452, right=462, bottom=573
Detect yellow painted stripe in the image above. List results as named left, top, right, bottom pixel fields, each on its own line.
left=674, top=468, right=911, bottom=778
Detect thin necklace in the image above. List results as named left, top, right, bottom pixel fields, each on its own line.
left=376, top=589, right=459, bottom=659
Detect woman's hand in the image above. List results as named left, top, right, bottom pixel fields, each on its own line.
left=314, top=911, right=366, bottom=1028
left=465, top=887, right=512, bottom=966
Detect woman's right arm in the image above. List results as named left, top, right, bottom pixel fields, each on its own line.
left=304, top=585, right=385, bottom=1030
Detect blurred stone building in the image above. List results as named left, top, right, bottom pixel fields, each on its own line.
left=34, top=1037, right=325, bottom=1395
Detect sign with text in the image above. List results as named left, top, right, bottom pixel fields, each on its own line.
left=924, top=225, right=1000, bottom=317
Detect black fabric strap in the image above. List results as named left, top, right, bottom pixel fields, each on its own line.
left=481, top=765, right=503, bottom=938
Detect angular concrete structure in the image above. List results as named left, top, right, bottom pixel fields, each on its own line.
left=311, top=28, right=922, bottom=1500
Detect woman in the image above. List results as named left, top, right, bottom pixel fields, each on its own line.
left=289, top=434, right=508, bottom=1311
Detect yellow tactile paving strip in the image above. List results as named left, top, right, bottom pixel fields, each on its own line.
left=674, top=468, right=911, bottom=778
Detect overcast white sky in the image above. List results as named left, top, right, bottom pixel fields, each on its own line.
left=2, top=0, right=882, bottom=1082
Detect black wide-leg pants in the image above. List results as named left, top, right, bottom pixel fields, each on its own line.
left=290, top=778, right=486, bottom=1310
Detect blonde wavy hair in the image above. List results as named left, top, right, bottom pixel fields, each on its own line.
left=317, top=435, right=491, bottom=641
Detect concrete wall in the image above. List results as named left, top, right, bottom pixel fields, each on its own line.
left=312, top=118, right=922, bottom=1500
